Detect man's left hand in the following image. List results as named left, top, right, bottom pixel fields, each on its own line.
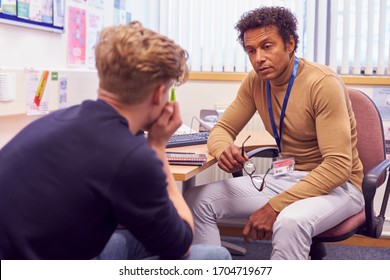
left=243, top=203, right=278, bottom=242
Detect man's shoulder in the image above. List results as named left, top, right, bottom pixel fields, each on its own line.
left=300, top=58, right=339, bottom=78
left=298, top=58, right=343, bottom=86
left=242, top=69, right=264, bottom=88
left=247, top=69, right=261, bottom=80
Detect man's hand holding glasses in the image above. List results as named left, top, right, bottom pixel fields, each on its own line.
left=216, top=138, right=248, bottom=173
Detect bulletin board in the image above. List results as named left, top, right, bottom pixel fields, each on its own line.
left=0, top=0, right=65, bottom=33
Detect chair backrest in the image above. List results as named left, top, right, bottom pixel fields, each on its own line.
left=348, top=88, right=386, bottom=175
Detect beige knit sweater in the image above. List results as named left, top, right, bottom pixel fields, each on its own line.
left=208, top=56, right=363, bottom=212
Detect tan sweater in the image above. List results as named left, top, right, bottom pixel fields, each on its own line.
left=208, top=56, right=363, bottom=212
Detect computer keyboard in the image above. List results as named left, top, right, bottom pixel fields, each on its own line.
left=166, top=132, right=210, bottom=148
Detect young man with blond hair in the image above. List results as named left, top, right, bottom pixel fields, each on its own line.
left=0, top=22, right=230, bottom=260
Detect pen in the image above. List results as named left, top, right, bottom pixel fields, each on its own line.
left=170, top=86, right=176, bottom=102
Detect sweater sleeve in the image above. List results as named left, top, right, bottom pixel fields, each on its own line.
left=269, top=76, right=356, bottom=212
left=208, top=71, right=258, bottom=158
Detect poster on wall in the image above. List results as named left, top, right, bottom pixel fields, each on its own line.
left=1, top=0, right=64, bottom=32
left=67, top=6, right=86, bottom=66
left=26, top=70, right=50, bottom=115
left=1, top=0, right=16, bottom=15
left=372, top=87, right=390, bottom=120
left=29, top=0, right=43, bottom=22
left=88, top=0, right=104, bottom=9
left=41, top=0, right=53, bottom=24
left=16, top=0, right=29, bottom=19
left=0, top=72, right=16, bottom=102
left=58, top=76, right=67, bottom=109
left=85, top=11, right=103, bottom=68
left=53, top=0, right=65, bottom=27
left=114, top=0, right=131, bottom=25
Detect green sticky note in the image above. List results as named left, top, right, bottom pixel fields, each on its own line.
left=51, top=72, right=58, bottom=81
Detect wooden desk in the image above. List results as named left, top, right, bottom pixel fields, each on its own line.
left=167, top=130, right=276, bottom=190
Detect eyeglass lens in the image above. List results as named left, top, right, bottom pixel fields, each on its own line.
left=246, top=165, right=270, bottom=192
left=251, top=175, right=265, bottom=190
left=243, top=161, right=256, bottom=175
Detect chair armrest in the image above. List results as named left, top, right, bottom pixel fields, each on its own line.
left=232, top=147, right=279, bottom=178
left=247, top=147, right=279, bottom=159
left=361, top=159, right=390, bottom=238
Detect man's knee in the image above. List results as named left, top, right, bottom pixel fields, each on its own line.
left=187, top=244, right=232, bottom=260
left=273, top=209, right=312, bottom=238
left=185, top=188, right=220, bottom=228
left=271, top=210, right=312, bottom=259
left=98, top=230, right=133, bottom=259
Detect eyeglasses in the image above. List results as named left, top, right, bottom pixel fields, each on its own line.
left=241, top=135, right=270, bottom=192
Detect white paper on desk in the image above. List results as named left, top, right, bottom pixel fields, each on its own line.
left=174, top=124, right=197, bottom=135
left=0, top=73, right=16, bottom=102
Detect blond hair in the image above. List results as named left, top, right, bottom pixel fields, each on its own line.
left=95, top=21, right=189, bottom=104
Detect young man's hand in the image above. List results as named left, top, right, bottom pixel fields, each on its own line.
left=148, top=102, right=182, bottom=149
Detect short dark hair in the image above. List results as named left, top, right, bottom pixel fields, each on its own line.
left=235, top=6, right=299, bottom=52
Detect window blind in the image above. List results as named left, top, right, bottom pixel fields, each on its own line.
left=128, top=0, right=389, bottom=76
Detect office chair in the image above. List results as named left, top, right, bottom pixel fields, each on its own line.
left=309, top=88, right=390, bottom=259
left=219, top=88, right=390, bottom=259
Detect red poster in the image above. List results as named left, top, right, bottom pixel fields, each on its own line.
left=67, top=6, right=86, bottom=66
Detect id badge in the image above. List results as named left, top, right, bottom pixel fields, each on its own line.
left=272, top=156, right=295, bottom=176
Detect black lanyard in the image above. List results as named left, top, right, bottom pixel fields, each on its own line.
left=266, top=57, right=299, bottom=153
